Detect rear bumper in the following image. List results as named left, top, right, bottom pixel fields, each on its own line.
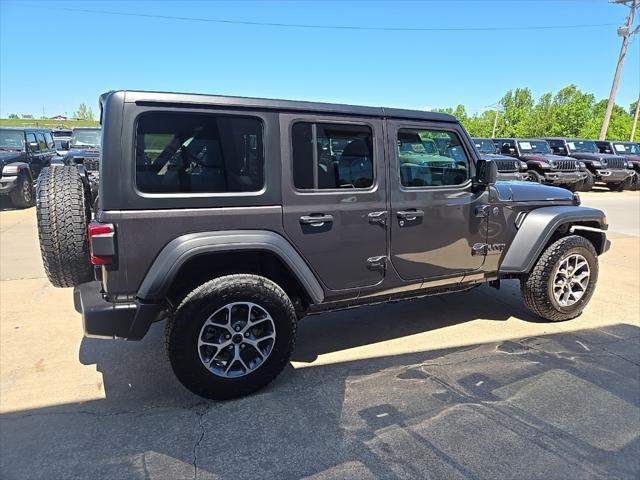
left=543, top=171, right=587, bottom=185
left=595, top=169, right=633, bottom=183
left=497, top=172, right=528, bottom=181
left=0, top=175, right=17, bottom=194
left=73, top=281, right=166, bottom=340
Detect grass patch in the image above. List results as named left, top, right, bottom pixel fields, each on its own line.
left=0, top=118, right=100, bottom=129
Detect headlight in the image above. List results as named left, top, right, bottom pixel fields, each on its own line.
left=579, top=161, right=586, bottom=168
left=2, top=164, right=20, bottom=175
left=520, top=161, right=528, bottom=170
left=592, top=161, right=602, bottom=168
left=548, top=161, right=556, bottom=168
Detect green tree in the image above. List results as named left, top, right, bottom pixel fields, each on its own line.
left=74, top=103, right=94, bottom=121
left=547, top=85, right=594, bottom=137
left=497, top=88, right=535, bottom=137
left=521, top=92, right=554, bottom=137
left=580, top=100, right=632, bottom=141
left=8, top=113, right=18, bottom=119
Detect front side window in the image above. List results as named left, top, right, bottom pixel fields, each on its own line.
left=26, top=133, right=38, bottom=151
left=36, top=133, right=47, bottom=150
left=136, top=112, right=264, bottom=194
left=44, top=132, right=55, bottom=149
left=398, top=128, right=470, bottom=187
left=292, top=122, right=373, bottom=190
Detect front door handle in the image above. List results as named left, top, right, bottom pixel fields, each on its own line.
left=368, top=211, right=387, bottom=225
left=300, top=214, right=333, bottom=226
left=397, top=209, right=424, bottom=221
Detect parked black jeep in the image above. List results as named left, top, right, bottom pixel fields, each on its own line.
left=545, top=138, right=633, bottom=191
left=472, top=138, right=528, bottom=181
left=52, top=127, right=101, bottom=201
left=0, top=127, right=55, bottom=207
left=36, top=91, right=610, bottom=400
left=595, top=140, right=639, bottom=191
left=493, top=138, right=588, bottom=191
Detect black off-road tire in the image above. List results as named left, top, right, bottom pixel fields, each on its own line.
left=36, top=166, right=93, bottom=288
left=579, top=171, right=595, bottom=192
left=9, top=173, right=34, bottom=208
left=165, top=274, right=297, bottom=400
left=521, top=235, right=598, bottom=322
left=609, top=177, right=630, bottom=192
left=527, top=171, right=543, bottom=183
left=629, top=173, right=639, bottom=191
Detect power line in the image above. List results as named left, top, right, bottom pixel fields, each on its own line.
left=9, top=3, right=619, bottom=32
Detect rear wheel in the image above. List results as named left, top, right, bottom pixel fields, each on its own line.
left=9, top=173, right=34, bottom=208
left=521, top=235, right=598, bottom=322
left=165, top=274, right=297, bottom=400
left=36, top=166, right=93, bottom=288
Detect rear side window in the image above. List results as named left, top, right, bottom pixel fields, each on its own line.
left=397, top=128, right=470, bottom=187
left=135, top=112, right=264, bottom=194
left=292, top=122, right=373, bottom=190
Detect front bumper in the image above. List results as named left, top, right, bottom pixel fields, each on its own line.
left=73, top=281, right=166, bottom=340
left=0, top=175, right=18, bottom=194
left=497, top=172, right=528, bottom=182
left=595, top=169, right=633, bottom=183
left=543, top=171, right=587, bottom=185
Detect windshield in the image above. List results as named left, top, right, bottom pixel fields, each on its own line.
left=613, top=142, right=640, bottom=155
left=518, top=140, right=551, bottom=154
left=54, top=139, right=69, bottom=150
left=567, top=140, right=597, bottom=153
left=70, top=129, right=100, bottom=148
left=0, top=130, right=25, bottom=151
left=473, top=139, right=496, bottom=154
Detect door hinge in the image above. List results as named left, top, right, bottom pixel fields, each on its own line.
left=367, top=255, right=387, bottom=271
left=474, top=205, right=491, bottom=218
left=471, top=243, right=488, bottom=256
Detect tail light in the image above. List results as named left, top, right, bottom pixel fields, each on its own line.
left=88, top=222, right=115, bottom=265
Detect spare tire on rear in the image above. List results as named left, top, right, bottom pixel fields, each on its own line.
left=36, top=166, right=94, bottom=288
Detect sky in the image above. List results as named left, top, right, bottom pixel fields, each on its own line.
left=0, top=0, right=639, bottom=118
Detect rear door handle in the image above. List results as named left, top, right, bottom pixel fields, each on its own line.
left=397, top=209, right=424, bottom=221
left=300, top=214, right=334, bottom=226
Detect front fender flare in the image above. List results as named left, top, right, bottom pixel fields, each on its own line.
left=500, top=206, right=607, bottom=274
left=137, top=230, right=324, bottom=304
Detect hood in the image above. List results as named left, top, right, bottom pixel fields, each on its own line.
left=494, top=181, right=575, bottom=203
left=520, top=153, right=569, bottom=162
left=0, top=151, right=25, bottom=165
left=65, top=148, right=100, bottom=159
left=479, top=153, right=514, bottom=161
left=567, top=152, right=623, bottom=162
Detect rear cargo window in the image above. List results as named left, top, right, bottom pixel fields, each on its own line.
left=135, top=112, right=264, bottom=194
left=292, top=122, right=374, bottom=190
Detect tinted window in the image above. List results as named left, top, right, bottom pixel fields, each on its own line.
left=398, top=128, right=470, bottom=187
left=136, top=112, right=264, bottom=194
left=292, top=122, right=373, bottom=190
left=26, top=133, right=38, bottom=151
left=44, top=132, right=55, bottom=149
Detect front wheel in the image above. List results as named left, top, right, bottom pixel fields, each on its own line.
left=521, top=235, right=598, bottom=322
left=609, top=177, right=630, bottom=192
left=165, top=274, right=297, bottom=400
left=579, top=171, right=595, bottom=192
left=9, top=173, right=34, bottom=208
left=527, top=171, right=543, bottom=183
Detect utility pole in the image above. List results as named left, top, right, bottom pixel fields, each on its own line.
left=600, top=0, right=639, bottom=140
left=631, top=98, right=640, bottom=141
left=491, top=109, right=500, bottom=137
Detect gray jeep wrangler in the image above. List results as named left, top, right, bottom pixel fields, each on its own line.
left=36, top=90, right=610, bottom=400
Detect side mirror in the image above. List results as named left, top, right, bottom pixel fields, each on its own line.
left=475, top=159, right=498, bottom=186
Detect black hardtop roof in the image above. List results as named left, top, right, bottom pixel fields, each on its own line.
left=73, top=127, right=101, bottom=131
left=100, top=90, right=458, bottom=123
left=494, top=137, right=550, bottom=142
left=543, top=137, right=597, bottom=142
left=0, top=127, right=52, bottom=132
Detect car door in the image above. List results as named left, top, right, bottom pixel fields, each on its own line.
left=25, top=132, right=39, bottom=168
left=388, top=120, right=488, bottom=281
left=281, top=114, right=387, bottom=291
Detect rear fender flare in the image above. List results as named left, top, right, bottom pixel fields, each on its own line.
left=500, top=206, right=607, bottom=274
left=137, top=230, right=324, bottom=304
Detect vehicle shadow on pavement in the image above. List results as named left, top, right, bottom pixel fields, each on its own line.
left=1, top=286, right=638, bottom=479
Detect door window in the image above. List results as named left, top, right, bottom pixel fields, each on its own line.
left=292, top=122, right=373, bottom=190
left=397, top=128, right=470, bottom=187
left=26, top=133, right=38, bottom=151
left=44, top=132, right=55, bottom=149
left=36, top=133, right=47, bottom=151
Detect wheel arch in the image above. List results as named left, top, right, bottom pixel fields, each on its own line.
left=4, top=162, right=33, bottom=180
left=500, top=206, right=608, bottom=275
left=137, top=230, right=325, bottom=307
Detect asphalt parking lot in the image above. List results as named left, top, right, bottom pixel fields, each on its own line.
left=1, top=190, right=639, bottom=480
